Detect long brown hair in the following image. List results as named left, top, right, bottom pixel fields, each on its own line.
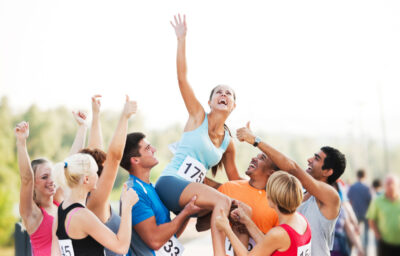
left=208, top=85, right=236, bottom=176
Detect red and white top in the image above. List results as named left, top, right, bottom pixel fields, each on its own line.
left=272, top=215, right=312, bottom=256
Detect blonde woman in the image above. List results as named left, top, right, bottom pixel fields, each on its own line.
left=216, top=171, right=311, bottom=256
left=82, top=95, right=137, bottom=256
left=51, top=153, right=138, bottom=256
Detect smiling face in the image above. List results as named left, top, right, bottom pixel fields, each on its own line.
left=306, top=150, right=332, bottom=182
left=208, top=85, right=236, bottom=114
left=246, top=153, right=271, bottom=176
left=34, top=162, right=56, bottom=197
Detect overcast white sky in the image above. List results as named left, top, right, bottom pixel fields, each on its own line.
left=1, top=0, right=399, bottom=144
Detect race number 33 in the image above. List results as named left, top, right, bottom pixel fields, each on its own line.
left=177, top=156, right=207, bottom=183
left=59, top=239, right=75, bottom=256
left=155, top=236, right=184, bottom=256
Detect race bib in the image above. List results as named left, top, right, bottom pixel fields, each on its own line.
left=155, top=236, right=184, bottom=256
left=176, top=156, right=207, bottom=183
left=297, top=242, right=311, bottom=256
left=225, top=237, right=255, bottom=256
left=59, top=239, right=75, bottom=256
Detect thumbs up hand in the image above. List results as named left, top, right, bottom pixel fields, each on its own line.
left=236, top=121, right=256, bottom=145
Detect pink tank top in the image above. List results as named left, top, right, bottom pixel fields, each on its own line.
left=272, top=215, right=312, bottom=256
left=30, top=201, right=59, bottom=256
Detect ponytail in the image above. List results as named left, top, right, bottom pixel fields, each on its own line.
left=53, top=153, right=98, bottom=189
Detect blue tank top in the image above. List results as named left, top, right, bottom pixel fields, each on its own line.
left=161, top=114, right=230, bottom=178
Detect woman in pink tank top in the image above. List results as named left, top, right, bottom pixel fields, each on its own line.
left=15, top=112, right=87, bottom=256
left=216, top=171, right=312, bottom=256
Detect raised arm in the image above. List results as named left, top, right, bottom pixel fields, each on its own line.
left=171, top=14, right=204, bottom=122
left=236, top=122, right=340, bottom=220
left=15, top=122, right=42, bottom=233
left=86, top=96, right=137, bottom=221
left=87, top=94, right=103, bottom=149
left=51, top=215, right=61, bottom=256
left=133, top=196, right=200, bottom=250
left=69, top=111, right=88, bottom=155
left=81, top=184, right=138, bottom=255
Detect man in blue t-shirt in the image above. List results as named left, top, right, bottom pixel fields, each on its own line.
left=348, top=169, right=372, bottom=252
left=120, top=132, right=200, bottom=256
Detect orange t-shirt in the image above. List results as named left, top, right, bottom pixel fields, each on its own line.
left=218, top=180, right=279, bottom=234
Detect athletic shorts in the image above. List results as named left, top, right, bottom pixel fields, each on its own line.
left=155, top=175, right=191, bottom=215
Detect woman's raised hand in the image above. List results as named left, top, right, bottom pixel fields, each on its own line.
left=91, top=94, right=102, bottom=115
left=15, top=121, right=29, bottom=141
left=121, top=183, right=139, bottom=208
left=72, top=110, right=87, bottom=126
left=171, top=14, right=187, bottom=39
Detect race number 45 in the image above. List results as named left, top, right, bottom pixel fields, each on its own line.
left=59, top=239, right=75, bottom=256
left=177, top=156, right=207, bottom=183
left=297, top=242, right=311, bottom=256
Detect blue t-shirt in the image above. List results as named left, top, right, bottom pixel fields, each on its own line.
left=160, top=114, right=230, bottom=178
left=127, top=175, right=171, bottom=256
left=347, top=181, right=372, bottom=221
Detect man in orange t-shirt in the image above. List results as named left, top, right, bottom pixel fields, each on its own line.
left=219, top=151, right=279, bottom=255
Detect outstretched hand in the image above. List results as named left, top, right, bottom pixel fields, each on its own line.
left=171, top=14, right=187, bottom=39
left=236, top=121, right=256, bottom=145
left=123, top=95, right=137, bottom=118
left=15, top=121, right=29, bottom=141
left=91, top=94, right=102, bottom=115
left=72, top=111, right=87, bottom=126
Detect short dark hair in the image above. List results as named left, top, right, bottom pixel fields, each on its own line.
left=120, top=132, right=146, bottom=171
left=372, top=178, right=382, bottom=189
left=321, top=146, right=346, bottom=185
left=356, top=169, right=366, bottom=179
left=79, top=148, right=107, bottom=176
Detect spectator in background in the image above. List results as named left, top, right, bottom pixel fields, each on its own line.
left=367, top=174, right=400, bottom=256
left=347, top=169, right=372, bottom=253
left=372, top=178, right=383, bottom=197
left=331, top=182, right=365, bottom=256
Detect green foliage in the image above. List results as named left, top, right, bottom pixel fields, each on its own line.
left=0, top=97, right=18, bottom=246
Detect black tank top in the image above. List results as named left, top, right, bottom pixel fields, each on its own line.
left=56, top=202, right=104, bottom=256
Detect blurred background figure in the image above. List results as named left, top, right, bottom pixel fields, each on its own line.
left=367, top=174, right=400, bottom=256
left=347, top=169, right=372, bottom=254
left=331, top=181, right=365, bottom=256
left=371, top=179, right=383, bottom=197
